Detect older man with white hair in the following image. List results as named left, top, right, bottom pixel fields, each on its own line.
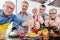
left=0, top=1, right=24, bottom=40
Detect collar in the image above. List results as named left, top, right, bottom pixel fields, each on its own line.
left=19, top=12, right=28, bottom=16
left=0, top=10, right=11, bottom=18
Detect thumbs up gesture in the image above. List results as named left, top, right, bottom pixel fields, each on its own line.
left=28, top=16, right=34, bottom=28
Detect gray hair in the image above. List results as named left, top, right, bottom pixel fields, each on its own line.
left=4, top=1, right=15, bottom=6
left=49, top=8, right=57, bottom=13
left=22, top=1, right=29, bottom=6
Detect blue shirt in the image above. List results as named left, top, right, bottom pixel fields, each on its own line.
left=12, top=12, right=32, bottom=32
left=0, top=9, right=24, bottom=25
left=17, top=12, right=30, bottom=22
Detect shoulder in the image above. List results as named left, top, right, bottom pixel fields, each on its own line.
left=0, top=9, right=3, bottom=11
left=27, top=13, right=32, bottom=16
left=11, top=14, right=16, bottom=17
left=56, top=16, right=60, bottom=20
left=17, top=12, right=21, bottom=15
left=45, top=16, right=50, bottom=20
left=44, top=13, right=48, bottom=16
left=0, top=9, right=4, bottom=15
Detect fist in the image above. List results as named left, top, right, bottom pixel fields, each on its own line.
left=49, top=20, right=54, bottom=26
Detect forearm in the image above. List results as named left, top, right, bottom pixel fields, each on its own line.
left=12, top=27, right=17, bottom=31
left=22, top=22, right=28, bottom=26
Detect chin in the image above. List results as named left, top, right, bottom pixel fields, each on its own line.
left=7, top=14, right=11, bottom=16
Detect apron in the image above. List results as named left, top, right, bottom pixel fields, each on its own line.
left=0, top=20, right=10, bottom=34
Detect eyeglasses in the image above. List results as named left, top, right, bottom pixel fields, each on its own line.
left=6, top=5, right=14, bottom=10
left=40, top=9, right=45, bottom=10
left=49, top=13, right=56, bottom=14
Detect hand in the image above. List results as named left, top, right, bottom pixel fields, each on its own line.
left=22, top=22, right=28, bottom=26
left=35, top=21, right=40, bottom=29
left=49, top=20, right=54, bottom=26
left=28, top=16, right=34, bottom=28
left=14, top=30, right=19, bottom=35
left=49, top=20, right=59, bottom=27
left=53, top=21, right=59, bottom=27
left=22, top=16, right=31, bottom=26
left=0, top=34, right=5, bottom=40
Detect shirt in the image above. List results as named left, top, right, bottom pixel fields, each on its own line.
left=12, top=12, right=32, bottom=33
left=0, top=9, right=24, bottom=25
left=45, top=16, right=60, bottom=30
left=41, top=13, right=48, bottom=19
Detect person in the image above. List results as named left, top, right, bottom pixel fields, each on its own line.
left=0, top=1, right=24, bottom=39
left=45, top=8, right=60, bottom=40
left=38, top=5, right=48, bottom=28
left=12, top=1, right=33, bottom=35
left=32, top=8, right=38, bottom=19
left=45, top=8, right=60, bottom=30
left=31, top=8, right=40, bottom=29
left=38, top=5, right=48, bottom=19
left=37, top=5, right=49, bottom=40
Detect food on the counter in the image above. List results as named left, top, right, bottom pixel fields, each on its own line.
left=38, top=31, right=42, bottom=35
left=38, top=28, right=48, bottom=36
left=32, top=27, right=38, bottom=33
left=50, top=30, right=55, bottom=35
left=19, top=32, right=25, bottom=38
left=42, top=29, right=48, bottom=35
left=28, top=31, right=36, bottom=37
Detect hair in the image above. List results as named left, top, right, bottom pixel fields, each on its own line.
left=22, top=1, right=29, bottom=6
left=49, top=8, right=57, bottom=14
left=32, top=8, right=37, bottom=11
left=40, top=5, right=46, bottom=8
left=4, top=1, right=15, bottom=6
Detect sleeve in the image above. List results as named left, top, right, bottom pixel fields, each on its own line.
left=12, top=22, right=17, bottom=31
left=12, top=14, right=24, bottom=26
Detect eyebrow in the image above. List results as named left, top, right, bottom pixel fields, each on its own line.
left=7, top=5, right=14, bottom=10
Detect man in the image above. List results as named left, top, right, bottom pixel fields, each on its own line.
left=12, top=1, right=33, bottom=35
left=37, top=5, right=49, bottom=40
left=45, top=8, right=60, bottom=40
left=39, top=5, right=48, bottom=19
left=0, top=1, right=24, bottom=39
left=45, top=8, right=60, bottom=30
left=37, top=5, right=48, bottom=28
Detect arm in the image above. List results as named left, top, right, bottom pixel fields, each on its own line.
left=12, top=22, right=17, bottom=31
left=12, top=14, right=24, bottom=26
left=12, top=22, right=19, bottom=35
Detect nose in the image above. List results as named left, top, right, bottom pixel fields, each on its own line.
left=8, top=8, right=13, bottom=12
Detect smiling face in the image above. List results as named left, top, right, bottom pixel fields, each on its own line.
left=3, top=1, right=15, bottom=16
left=32, top=8, right=38, bottom=16
left=49, top=9, right=57, bottom=19
left=22, top=2, right=29, bottom=13
left=39, top=6, right=46, bottom=15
